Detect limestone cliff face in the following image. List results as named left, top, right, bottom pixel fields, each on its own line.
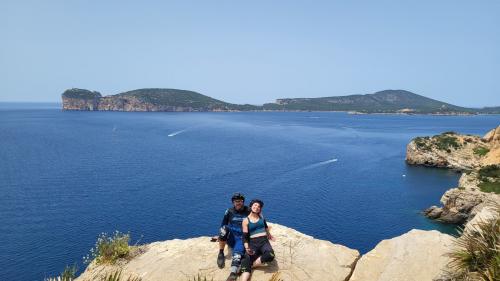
left=409, top=127, right=500, bottom=224
left=405, top=132, right=485, bottom=170
left=482, top=126, right=500, bottom=165
left=97, top=96, right=199, bottom=112
left=349, top=230, right=455, bottom=281
left=75, top=223, right=360, bottom=281
left=61, top=89, right=101, bottom=111
left=60, top=88, right=246, bottom=112
left=75, top=224, right=463, bottom=281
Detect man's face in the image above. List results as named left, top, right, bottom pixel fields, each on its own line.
left=233, top=199, right=244, bottom=210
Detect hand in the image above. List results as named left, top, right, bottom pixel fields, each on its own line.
left=245, top=247, right=255, bottom=255
left=268, top=234, right=276, bottom=241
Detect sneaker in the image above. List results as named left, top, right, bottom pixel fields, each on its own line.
left=217, top=252, right=225, bottom=269
left=226, top=272, right=238, bottom=281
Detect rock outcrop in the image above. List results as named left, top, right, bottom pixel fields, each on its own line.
left=349, top=230, right=455, bottom=281
left=408, top=127, right=500, bottom=224
left=75, top=223, right=360, bottom=281
left=61, top=89, right=102, bottom=111
left=405, top=132, right=484, bottom=170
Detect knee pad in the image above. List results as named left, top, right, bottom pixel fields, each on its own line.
left=261, top=250, right=275, bottom=263
left=218, top=226, right=229, bottom=241
left=230, top=253, right=242, bottom=267
left=240, top=254, right=252, bottom=273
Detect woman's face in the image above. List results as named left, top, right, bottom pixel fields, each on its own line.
left=251, top=203, right=262, bottom=213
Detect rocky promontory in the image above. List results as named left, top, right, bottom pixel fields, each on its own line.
left=75, top=223, right=459, bottom=281
left=61, top=88, right=258, bottom=112
left=407, top=127, right=500, bottom=224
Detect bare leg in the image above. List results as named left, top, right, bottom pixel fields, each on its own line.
left=252, top=256, right=263, bottom=268
left=217, top=241, right=226, bottom=268
left=219, top=240, right=226, bottom=250
left=240, top=272, right=251, bottom=281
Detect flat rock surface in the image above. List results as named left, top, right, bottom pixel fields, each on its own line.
left=76, top=223, right=360, bottom=281
left=349, top=229, right=455, bottom=281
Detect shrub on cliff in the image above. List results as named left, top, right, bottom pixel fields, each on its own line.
left=433, top=134, right=461, bottom=151
left=478, top=165, right=500, bottom=194
left=84, top=231, right=131, bottom=265
left=445, top=204, right=499, bottom=281
left=44, top=264, right=77, bottom=281
left=474, top=147, right=490, bottom=156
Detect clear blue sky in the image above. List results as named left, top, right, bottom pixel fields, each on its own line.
left=1, top=1, right=499, bottom=107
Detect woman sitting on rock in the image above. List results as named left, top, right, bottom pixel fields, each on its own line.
left=240, top=199, right=275, bottom=281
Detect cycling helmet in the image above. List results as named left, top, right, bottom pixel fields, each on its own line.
left=231, top=192, right=245, bottom=202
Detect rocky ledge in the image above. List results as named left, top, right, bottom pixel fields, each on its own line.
left=407, top=126, right=500, bottom=224
left=76, top=223, right=458, bottom=281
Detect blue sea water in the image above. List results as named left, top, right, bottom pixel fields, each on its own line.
left=0, top=103, right=498, bottom=281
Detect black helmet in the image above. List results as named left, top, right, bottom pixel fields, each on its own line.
left=249, top=199, right=264, bottom=208
left=231, top=192, right=245, bottom=202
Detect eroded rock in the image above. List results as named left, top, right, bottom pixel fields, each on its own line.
left=349, top=230, right=455, bottom=281
left=75, top=223, right=360, bottom=281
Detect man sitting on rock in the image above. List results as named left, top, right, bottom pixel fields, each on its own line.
left=216, top=192, right=250, bottom=281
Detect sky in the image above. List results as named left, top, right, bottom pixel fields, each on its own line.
left=1, top=1, right=499, bottom=107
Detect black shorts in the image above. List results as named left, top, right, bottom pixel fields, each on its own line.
left=241, top=236, right=274, bottom=273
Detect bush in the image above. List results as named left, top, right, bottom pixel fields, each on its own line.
left=44, top=264, right=77, bottom=281
left=474, top=147, right=490, bottom=157
left=84, top=231, right=131, bottom=265
left=445, top=204, right=499, bottom=280
left=478, top=165, right=500, bottom=179
left=433, top=134, right=461, bottom=151
left=478, top=181, right=500, bottom=194
left=414, top=137, right=431, bottom=151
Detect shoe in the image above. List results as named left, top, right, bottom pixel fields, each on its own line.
left=217, top=252, right=225, bottom=268
left=226, top=272, right=238, bottom=281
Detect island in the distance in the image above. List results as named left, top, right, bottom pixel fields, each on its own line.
left=62, top=88, right=500, bottom=114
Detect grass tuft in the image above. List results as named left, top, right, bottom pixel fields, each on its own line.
left=445, top=203, right=499, bottom=280
left=84, top=231, right=131, bottom=265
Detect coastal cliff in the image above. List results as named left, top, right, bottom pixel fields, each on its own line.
left=62, top=88, right=500, bottom=114
left=61, top=89, right=102, bottom=111
left=75, top=224, right=457, bottom=281
left=407, top=127, right=500, bottom=224
left=61, top=88, right=257, bottom=112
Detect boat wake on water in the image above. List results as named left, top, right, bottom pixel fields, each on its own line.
left=168, top=129, right=189, bottom=137
left=303, top=158, right=338, bottom=169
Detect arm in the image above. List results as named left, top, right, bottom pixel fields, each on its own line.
left=242, top=218, right=250, bottom=250
left=220, top=209, right=230, bottom=227
left=264, top=219, right=275, bottom=241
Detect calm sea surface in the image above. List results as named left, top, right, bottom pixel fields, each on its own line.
left=1, top=103, right=499, bottom=281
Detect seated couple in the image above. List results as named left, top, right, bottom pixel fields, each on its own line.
left=216, top=193, right=275, bottom=281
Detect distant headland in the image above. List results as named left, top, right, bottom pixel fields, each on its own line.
left=61, top=88, right=500, bottom=114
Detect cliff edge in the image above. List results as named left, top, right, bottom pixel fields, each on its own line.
left=407, top=127, right=500, bottom=224
left=75, top=223, right=460, bottom=281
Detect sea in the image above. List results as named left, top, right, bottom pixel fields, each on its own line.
left=1, top=102, right=498, bottom=281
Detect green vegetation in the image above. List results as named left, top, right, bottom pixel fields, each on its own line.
left=62, top=88, right=101, bottom=100
left=414, top=136, right=431, bottom=151
left=478, top=181, right=500, bottom=194
left=445, top=204, right=499, bottom=281
left=116, top=88, right=260, bottom=111
left=479, top=165, right=500, bottom=179
left=102, top=270, right=141, bottom=281
left=477, top=165, right=500, bottom=194
left=262, top=90, right=475, bottom=113
left=474, top=147, right=490, bottom=156
left=433, top=134, right=461, bottom=151
left=84, top=231, right=131, bottom=265
left=44, top=264, right=77, bottom=281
